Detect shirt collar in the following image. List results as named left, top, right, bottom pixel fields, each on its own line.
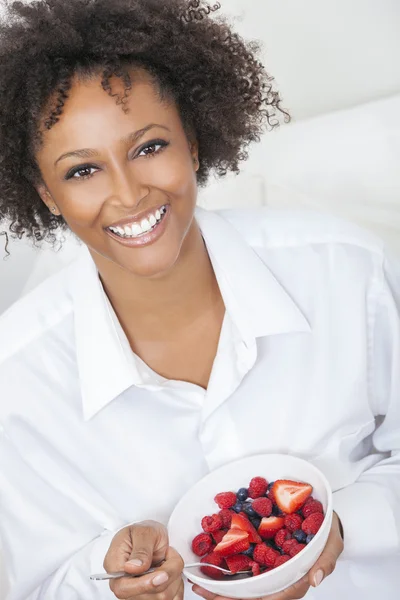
left=71, top=207, right=310, bottom=420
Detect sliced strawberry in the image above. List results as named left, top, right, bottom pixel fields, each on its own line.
left=225, top=554, right=252, bottom=573
left=258, top=516, right=285, bottom=539
left=272, top=480, right=313, bottom=514
left=231, top=512, right=262, bottom=543
left=214, top=528, right=250, bottom=557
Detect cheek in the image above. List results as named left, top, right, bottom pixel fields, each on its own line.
left=148, top=152, right=197, bottom=201
left=58, top=187, right=105, bottom=228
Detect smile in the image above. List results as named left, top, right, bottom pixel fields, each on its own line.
left=107, top=205, right=167, bottom=238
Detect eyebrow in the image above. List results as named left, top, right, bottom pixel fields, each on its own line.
left=54, top=123, right=170, bottom=166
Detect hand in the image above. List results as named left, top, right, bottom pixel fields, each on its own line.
left=192, top=511, right=344, bottom=600
left=103, top=519, right=184, bottom=600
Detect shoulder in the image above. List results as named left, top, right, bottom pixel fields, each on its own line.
left=214, top=206, right=385, bottom=259
left=0, top=256, right=78, bottom=365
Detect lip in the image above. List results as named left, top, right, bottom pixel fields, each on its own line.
left=106, top=203, right=168, bottom=229
left=105, top=204, right=170, bottom=248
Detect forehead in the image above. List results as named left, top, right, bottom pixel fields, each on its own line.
left=38, top=68, right=181, bottom=153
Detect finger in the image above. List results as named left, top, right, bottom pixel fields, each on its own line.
left=173, top=578, right=185, bottom=600
left=191, top=585, right=217, bottom=600
left=192, top=574, right=310, bottom=600
left=124, top=524, right=166, bottom=574
left=111, top=547, right=183, bottom=599
left=308, top=511, right=344, bottom=588
left=110, top=575, right=180, bottom=600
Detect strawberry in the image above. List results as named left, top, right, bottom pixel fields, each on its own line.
left=201, top=514, right=223, bottom=533
left=231, top=512, right=262, bottom=543
left=214, top=492, right=237, bottom=509
left=192, top=533, right=213, bottom=556
left=289, top=543, right=306, bottom=557
left=302, top=500, right=323, bottom=518
left=273, top=555, right=291, bottom=568
left=212, top=529, right=228, bottom=544
left=301, top=512, right=324, bottom=535
left=225, top=554, right=252, bottom=573
left=274, top=528, right=292, bottom=548
left=218, top=509, right=233, bottom=528
left=284, top=513, right=303, bottom=533
left=248, top=476, right=268, bottom=499
left=252, top=497, right=273, bottom=517
left=258, top=516, right=285, bottom=539
left=214, top=528, right=250, bottom=557
left=272, top=480, right=313, bottom=514
left=200, top=552, right=225, bottom=579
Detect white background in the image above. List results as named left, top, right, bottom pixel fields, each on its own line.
left=1, top=0, right=400, bottom=597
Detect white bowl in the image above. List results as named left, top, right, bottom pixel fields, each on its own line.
left=168, top=453, right=332, bottom=598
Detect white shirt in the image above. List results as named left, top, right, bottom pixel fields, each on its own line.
left=0, top=207, right=399, bottom=600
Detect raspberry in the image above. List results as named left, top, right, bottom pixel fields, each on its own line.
left=214, top=492, right=237, bottom=509
left=301, top=513, right=324, bottom=535
left=252, top=497, right=273, bottom=517
left=202, top=514, right=223, bottom=533
left=225, top=554, right=252, bottom=573
left=302, top=500, right=323, bottom=518
left=250, top=561, right=261, bottom=576
left=212, top=529, right=227, bottom=544
left=284, top=513, right=303, bottom=533
left=253, top=543, right=279, bottom=567
left=273, top=554, right=291, bottom=568
left=281, top=538, right=298, bottom=554
left=192, top=533, right=213, bottom=556
left=218, top=509, right=232, bottom=528
left=289, top=543, right=306, bottom=557
left=200, top=552, right=225, bottom=579
left=248, top=477, right=268, bottom=499
left=274, top=528, right=292, bottom=548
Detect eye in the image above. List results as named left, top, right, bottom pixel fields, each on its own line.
left=137, top=139, right=169, bottom=158
left=64, top=164, right=98, bottom=181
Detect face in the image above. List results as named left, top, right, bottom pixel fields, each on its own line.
left=35, top=68, right=199, bottom=279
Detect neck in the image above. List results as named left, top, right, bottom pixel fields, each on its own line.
left=90, top=218, right=223, bottom=340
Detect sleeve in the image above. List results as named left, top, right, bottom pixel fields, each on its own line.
left=0, top=427, right=129, bottom=600
left=333, top=252, right=400, bottom=558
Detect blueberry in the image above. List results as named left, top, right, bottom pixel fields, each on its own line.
left=272, top=505, right=284, bottom=517
left=243, top=502, right=257, bottom=518
left=266, top=481, right=275, bottom=495
left=237, top=487, right=248, bottom=502
left=242, top=543, right=256, bottom=557
left=233, top=501, right=243, bottom=513
left=293, top=529, right=307, bottom=544
left=306, top=534, right=315, bottom=544
left=250, top=516, right=261, bottom=529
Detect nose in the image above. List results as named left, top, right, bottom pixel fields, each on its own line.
left=109, top=164, right=150, bottom=210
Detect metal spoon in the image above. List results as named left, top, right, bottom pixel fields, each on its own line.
left=90, top=562, right=251, bottom=580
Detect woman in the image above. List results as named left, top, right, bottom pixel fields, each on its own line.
left=0, top=1, right=398, bottom=600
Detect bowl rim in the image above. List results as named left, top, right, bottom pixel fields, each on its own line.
left=168, top=453, right=333, bottom=588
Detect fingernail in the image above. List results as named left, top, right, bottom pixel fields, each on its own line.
left=152, top=572, right=169, bottom=586
left=313, top=569, right=324, bottom=586
left=127, top=558, right=143, bottom=566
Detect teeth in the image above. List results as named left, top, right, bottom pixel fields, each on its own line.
left=109, top=206, right=167, bottom=238
left=141, top=218, right=151, bottom=232
left=131, top=223, right=142, bottom=236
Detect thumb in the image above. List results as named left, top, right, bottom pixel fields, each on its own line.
left=124, top=521, right=169, bottom=574
left=308, top=511, right=344, bottom=587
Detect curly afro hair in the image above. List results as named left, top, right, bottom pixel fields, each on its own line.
left=0, top=0, right=289, bottom=246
